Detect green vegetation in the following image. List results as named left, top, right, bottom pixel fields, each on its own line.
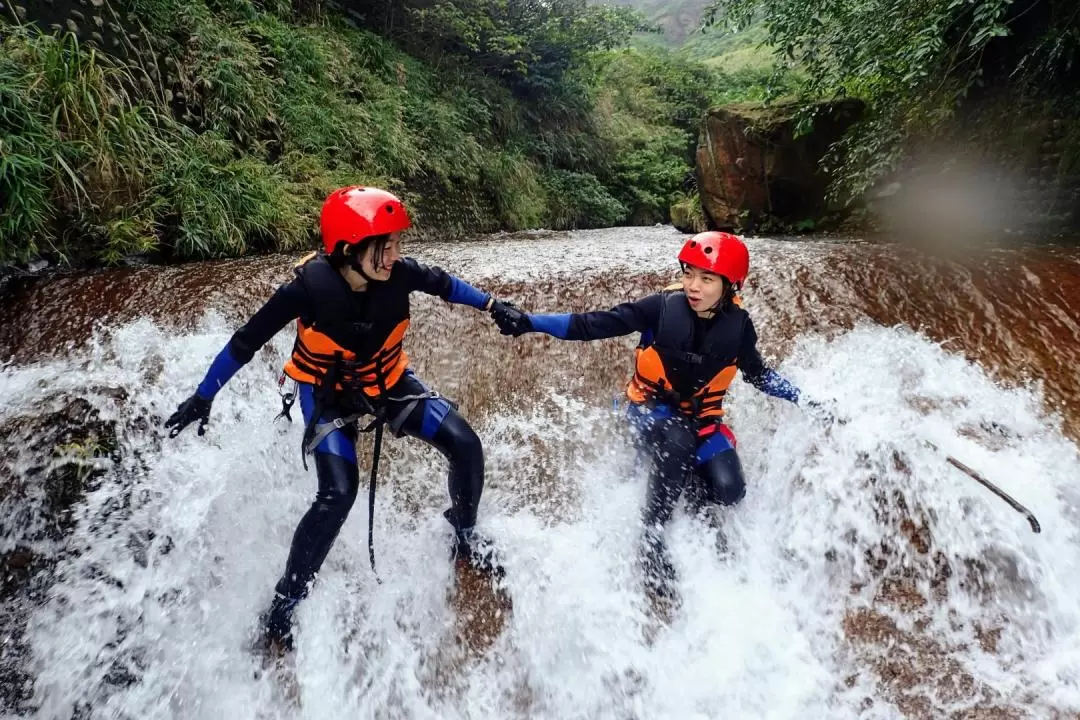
left=709, top=0, right=1080, bottom=202
left=592, top=49, right=716, bottom=223
left=13, top=0, right=1069, bottom=265
left=1, top=0, right=744, bottom=266
left=2, top=22, right=336, bottom=265
left=623, top=1, right=800, bottom=112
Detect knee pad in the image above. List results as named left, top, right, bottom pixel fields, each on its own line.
left=700, top=451, right=746, bottom=506
left=711, top=473, right=746, bottom=506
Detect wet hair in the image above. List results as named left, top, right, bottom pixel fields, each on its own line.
left=328, top=233, right=392, bottom=272
left=720, top=277, right=739, bottom=309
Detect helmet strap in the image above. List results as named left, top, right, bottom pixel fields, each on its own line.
left=347, top=235, right=389, bottom=283
left=349, top=249, right=377, bottom=283
left=707, top=279, right=738, bottom=315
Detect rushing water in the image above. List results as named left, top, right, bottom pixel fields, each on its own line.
left=1, top=227, right=1078, bottom=719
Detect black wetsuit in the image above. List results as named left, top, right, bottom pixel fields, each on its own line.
left=193, top=255, right=493, bottom=642
left=520, top=292, right=801, bottom=587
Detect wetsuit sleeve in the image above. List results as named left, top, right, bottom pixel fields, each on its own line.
left=737, top=316, right=801, bottom=404
left=529, top=294, right=663, bottom=341
left=196, top=281, right=307, bottom=400
left=398, top=257, right=491, bottom=310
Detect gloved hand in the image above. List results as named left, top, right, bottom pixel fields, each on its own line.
left=489, top=299, right=532, bottom=337
left=165, top=392, right=213, bottom=437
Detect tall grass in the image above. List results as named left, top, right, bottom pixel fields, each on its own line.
left=0, top=29, right=167, bottom=263
left=3, top=0, right=729, bottom=266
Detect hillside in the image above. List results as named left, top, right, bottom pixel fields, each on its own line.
left=609, top=0, right=712, bottom=45
left=611, top=0, right=772, bottom=72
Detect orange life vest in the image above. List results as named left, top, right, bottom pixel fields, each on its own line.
left=625, top=285, right=745, bottom=420
left=281, top=252, right=411, bottom=399
left=283, top=318, right=409, bottom=398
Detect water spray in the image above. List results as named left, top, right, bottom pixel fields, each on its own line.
left=812, top=409, right=1042, bottom=533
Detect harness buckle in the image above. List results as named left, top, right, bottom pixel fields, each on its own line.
left=274, top=373, right=298, bottom=423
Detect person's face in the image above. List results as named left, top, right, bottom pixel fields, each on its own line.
left=681, top=263, right=726, bottom=313
left=359, top=232, right=402, bottom=280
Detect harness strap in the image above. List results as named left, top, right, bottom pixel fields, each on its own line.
left=303, top=414, right=364, bottom=455
left=294, top=373, right=452, bottom=579
left=368, top=422, right=384, bottom=582
left=384, top=390, right=442, bottom=434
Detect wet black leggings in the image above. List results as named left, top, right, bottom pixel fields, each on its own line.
left=639, top=415, right=746, bottom=541
left=274, top=396, right=484, bottom=602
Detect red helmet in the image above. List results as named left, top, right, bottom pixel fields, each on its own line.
left=677, top=231, right=749, bottom=286
left=319, top=186, right=411, bottom=254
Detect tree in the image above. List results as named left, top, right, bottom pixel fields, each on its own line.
left=706, top=0, right=1080, bottom=198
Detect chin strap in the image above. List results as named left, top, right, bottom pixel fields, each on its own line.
left=706, top=281, right=741, bottom=315
left=349, top=251, right=378, bottom=283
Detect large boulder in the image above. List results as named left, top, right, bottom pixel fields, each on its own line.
left=696, top=99, right=864, bottom=231
left=669, top=192, right=708, bottom=234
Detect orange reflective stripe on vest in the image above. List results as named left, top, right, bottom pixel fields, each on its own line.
left=624, top=283, right=744, bottom=420
left=626, top=347, right=737, bottom=419
left=283, top=318, right=410, bottom=397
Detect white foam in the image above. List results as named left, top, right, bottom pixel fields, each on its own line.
left=2, top=230, right=1078, bottom=718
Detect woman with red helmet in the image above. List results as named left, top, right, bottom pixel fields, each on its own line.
left=164, top=186, right=508, bottom=653
left=491, top=231, right=806, bottom=598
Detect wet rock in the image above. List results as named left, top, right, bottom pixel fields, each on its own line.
left=696, top=99, right=864, bottom=231
left=0, top=392, right=126, bottom=711
left=0, top=622, right=34, bottom=713
left=0, top=549, right=36, bottom=602
left=669, top=193, right=708, bottom=234
left=0, top=396, right=119, bottom=543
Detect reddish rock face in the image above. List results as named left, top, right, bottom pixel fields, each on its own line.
left=696, top=99, right=864, bottom=230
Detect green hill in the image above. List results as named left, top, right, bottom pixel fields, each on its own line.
left=609, top=0, right=711, bottom=45
left=611, top=0, right=772, bottom=71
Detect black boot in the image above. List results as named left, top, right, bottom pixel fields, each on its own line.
left=258, top=592, right=300, bottom=656
left=445, top=509, right=503, bottom=578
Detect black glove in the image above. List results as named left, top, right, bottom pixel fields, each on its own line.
left=489, top=300, right=532, bottom=337
left=165, top=392, right=213, bottom=437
